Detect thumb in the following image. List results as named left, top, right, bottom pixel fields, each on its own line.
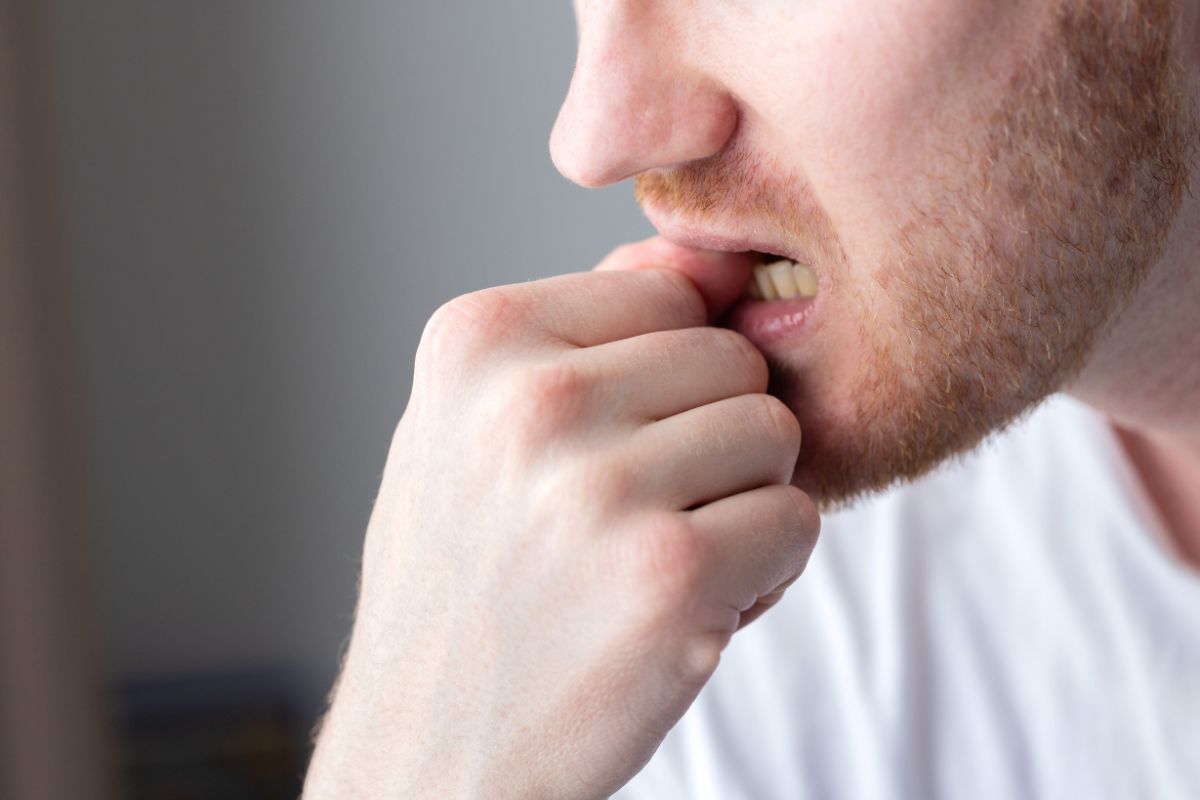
left=595, top=236, right=755, bottom=323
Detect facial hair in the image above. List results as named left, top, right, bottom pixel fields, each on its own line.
left=636, top=0, right=1198, bottom=509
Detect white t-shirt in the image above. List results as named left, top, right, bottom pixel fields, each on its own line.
left=615, top=394, right=1200, bottom=800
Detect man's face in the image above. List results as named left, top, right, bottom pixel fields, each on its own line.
left=552, top=0, right=1197, bottom=507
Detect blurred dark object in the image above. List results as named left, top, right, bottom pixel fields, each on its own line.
left=1, top=2, right=117, bottom=798
left=115, top=669, right=309, bottom=800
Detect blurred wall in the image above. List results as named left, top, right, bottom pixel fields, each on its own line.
left=45, top=1, right=652, bottom=713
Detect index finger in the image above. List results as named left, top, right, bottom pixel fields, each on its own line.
left=518, top=238, right=754, bottom=348
left=511, top=267, right=705, bottom=348
left=595, top=237, right=758, bottom=326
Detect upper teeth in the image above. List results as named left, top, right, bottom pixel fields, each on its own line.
left=745, top=259, right=818, bottom=300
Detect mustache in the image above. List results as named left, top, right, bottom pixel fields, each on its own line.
left=633, top=144, right=845, bottom=264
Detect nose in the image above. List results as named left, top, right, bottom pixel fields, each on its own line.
left=550, top=3, right=738, bottom=188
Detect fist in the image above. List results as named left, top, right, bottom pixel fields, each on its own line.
left=305, top=238, right=820, bottom=799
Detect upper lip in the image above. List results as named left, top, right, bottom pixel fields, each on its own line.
left=640, top=202, right=807, bottom=263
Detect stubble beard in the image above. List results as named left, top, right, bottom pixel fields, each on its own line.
left=638, top=0, right=1198, bottom=510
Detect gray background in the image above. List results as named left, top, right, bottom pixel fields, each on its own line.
left=46, top=2, right=652, bottom=711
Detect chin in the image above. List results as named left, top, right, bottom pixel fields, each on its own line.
left=767, top=347, right=1040, bottom=513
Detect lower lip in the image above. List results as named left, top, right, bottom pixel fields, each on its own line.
left=719, top=294, right=818, bottom=348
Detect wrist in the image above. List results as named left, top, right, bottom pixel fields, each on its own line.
left=304, top=653, right=421, bottom=797
left=304, top=653, right=507, bottom=799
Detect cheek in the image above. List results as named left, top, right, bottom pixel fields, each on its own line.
left=729, top=1, right=1038, bottom=264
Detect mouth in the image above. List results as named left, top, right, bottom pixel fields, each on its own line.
left=637, top=205, right=820, bottom=301
left=640, top=206, right=823, bottom=345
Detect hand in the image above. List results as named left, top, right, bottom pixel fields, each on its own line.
left=304, top=238, right=820, bottom=799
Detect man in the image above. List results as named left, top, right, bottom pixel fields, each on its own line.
left=305, top=0, right=1200, bottom=797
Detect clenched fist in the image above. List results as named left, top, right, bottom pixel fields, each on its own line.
left=304, top=238, right=820, bottom=799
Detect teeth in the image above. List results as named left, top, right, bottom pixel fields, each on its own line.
left=792, top=263, right=818, bottom=297
left=753, top=266, right=777, bottom=300
left=767, top=260, right=798, bottom=299
left=742, top=259, right=819, bottom=301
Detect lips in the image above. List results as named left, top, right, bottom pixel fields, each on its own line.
left=720, top=291, right=817, bottom=345
left=637, top=206, right=825, bottom=348
left=640, top=202, right=815, bottom=268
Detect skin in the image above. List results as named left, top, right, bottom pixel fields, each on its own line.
left=305, top=249, right=816, bottom=798
left=559, top=0, right=1200, bottom=512
left=306, top=0, right=1200, bottom=797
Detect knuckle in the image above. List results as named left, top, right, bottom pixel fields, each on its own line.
left=495, top=360, right=591, bottom=443
left=780, top=485, right=822, bottom=541
left=679, top=632, right=727, bottom=687
left=419, top=288, right=528, bottom=366
left=777, top=489, right=825, bottom=568
left=710, top=330, right=769, bottom=390
left=642, top=268, right=707, bottom=327
left=585, top=456, right=638, bottom=509
left=604, top=241, right=638, bottom=264
left=754, top=394, right=802, bottom=447
left=537, top=455, right=636, bottom=522
left=594, top=241, right=642, bottom=273
left=625, top=514, right=711, bottom=609
left=523, top=360, right=590, bottom=418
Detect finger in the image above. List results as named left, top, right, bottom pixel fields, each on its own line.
left=501, top=268, right=708, bottom=348
left=571, top=326, right=768, bottom=421
left=735, top=572, right=801, bottom=631
left=627, top=393, right=801, bottom=510
left=687, top=484, right=820, bottom=615
left=595, top=236, right=758, bottom=324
